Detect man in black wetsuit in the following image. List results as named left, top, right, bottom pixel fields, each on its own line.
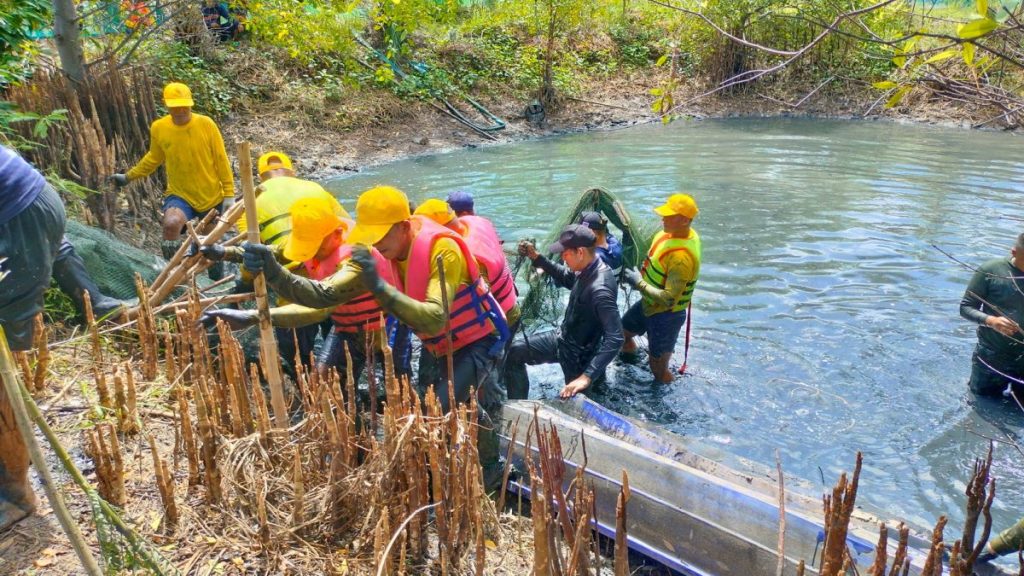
left=959, top=232, right=1024, bottom=397
left=503, top=224, right=623, bottom=399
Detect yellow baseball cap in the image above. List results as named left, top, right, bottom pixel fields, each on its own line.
left=258, top=151, right=293, bottom=176
left=654, top=194, right=699, bottom=219
left=282, top=196, right=345, bottom=262
left=163, top=82, right=194, bottom=108
left=347, top=186, right=410, bottom=246
left=413, top=198, right=455, bottom=226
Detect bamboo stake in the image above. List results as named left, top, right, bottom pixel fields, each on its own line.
left=0, top=328, right=104, bottom=576
left=614, top=470, right=630, bottom=576
left=238, top=141, right=288, bottom=430
left=31, top=314, right=48, bottom=391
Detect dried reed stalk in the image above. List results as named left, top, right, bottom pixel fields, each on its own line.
left=889, top=523, right=909, bottom=576
left=176, top=385, right=200, bottom=486
left=148, top=435, right=178, bottom=531
left=195, top=377, right=222, bottom=504
left=85, top=423, right=125, bottom=506
left=868, top=523, right=888, bottom=576
left=134, top=273, right=159, bottom=379
left=615, top=470, right=630, bottom=576
left=955, top=442, right=996, bottom=573
left=113, top=366, right=139, bottom=434
left=820, top=452, right=862, bottom=576
left=921, top=516, right=948, bottom=576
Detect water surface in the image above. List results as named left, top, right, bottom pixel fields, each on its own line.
left=325, top=118, right=1024, bottom=532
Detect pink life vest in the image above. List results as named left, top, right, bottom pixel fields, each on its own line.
left=395, top=216, right=505, bottom=354
left=303, top=243, right=393, bottom=334
left=459, top=215, right=517, bottom=316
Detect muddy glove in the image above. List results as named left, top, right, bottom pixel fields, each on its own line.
left=517, top=239, right=538, bottom=260
left=622, top=268, right=642, bottom=289
left=242, top=242, right=283, bottom=280
left=108, top=173, right=129, bottom=187
left=198, top=308, right=258, bottom=330
left=220, top=197, right=236, bottom=213
left=352, top=245, right=388, bottom=294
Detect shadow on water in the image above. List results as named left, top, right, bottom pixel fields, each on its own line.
left=327, top=117, right=1024, bottom=533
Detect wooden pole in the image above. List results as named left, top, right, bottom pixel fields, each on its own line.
left=237, top=141, right=289, bottom=429
left=0, top=328, right=104, bottom=576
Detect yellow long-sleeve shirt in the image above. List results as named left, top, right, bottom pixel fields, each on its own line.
left=126, top=113, right=235, bottom=212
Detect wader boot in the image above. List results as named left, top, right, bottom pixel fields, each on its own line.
left=0, top=377, right=36, bottom=532
left=52, top=240, right=125, bottom=320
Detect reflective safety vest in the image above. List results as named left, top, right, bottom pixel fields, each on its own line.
left=397, top=216, right=506, bottom=355
left=241, top=177, right=347, bottom=248
left=303, top=241, right=393, bottom=334
left=459, top=215, right=517, bottom=316
left=640, top=229, right=701, bottom=312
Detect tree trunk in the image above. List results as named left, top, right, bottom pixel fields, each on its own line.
left=51, top=0, right=87, bottom=85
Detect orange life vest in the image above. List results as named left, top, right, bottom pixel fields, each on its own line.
left=304, top=244, right=394, bottom=334
left=459, top=215, right=517, bottom=316
left=395, top=216, right=505, bottom=355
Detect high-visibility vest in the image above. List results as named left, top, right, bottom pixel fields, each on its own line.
left=240, top=177, right=348, bottom=248
left=397, top=216, right=504, bottom=355
left=459, top=215, right=517, bottom=316
left=640, top=229, right=701, bottom=312
left=303, top=242, right=393, bottom=334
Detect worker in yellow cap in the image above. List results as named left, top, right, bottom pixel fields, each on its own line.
left=414, top=199, right=520, bottom=390
left=621, top=194, right=702, bottom=383
left=199, top=195, right=400, bottom=383
left=110, top=82, right=235, bottom=279
left=311, top=186, right=509, bottom=488
left=193, top=152, right=349, bottom=373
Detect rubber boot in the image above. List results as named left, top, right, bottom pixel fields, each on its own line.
left=0, top=377, right=36, bottom=532
left=161, top=239, right=182, bottom=261
left=52, top=240, right=125, bottom=320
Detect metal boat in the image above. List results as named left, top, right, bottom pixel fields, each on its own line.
left=498, top=397, right=1013, bottom=576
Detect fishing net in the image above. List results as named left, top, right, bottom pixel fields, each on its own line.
left=513, top=187, right=658, bottom=329
left=64, top=220, right=165, bottom=300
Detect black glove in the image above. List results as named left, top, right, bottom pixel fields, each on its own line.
left=242, top=242, right=282, bottom=279
left=352, top=245, right=388, bottom=294
left=623, top=268, right=642, bottom=289
left=109, top=173, right=129, bottom=187
left=200, top=244, right=226, bottom=261
left=198, top=308, right=258, bottom=330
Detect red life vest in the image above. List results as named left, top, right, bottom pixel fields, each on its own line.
left=303, top=243, right=393, bottom=334
left=396, top=216, right=504, bottom=355
left=458, top=215, right=517, bottom=316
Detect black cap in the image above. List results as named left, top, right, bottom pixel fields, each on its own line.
left=579, top=211, right=607, bottom=232
left=548, top=224, right=597, bottom=253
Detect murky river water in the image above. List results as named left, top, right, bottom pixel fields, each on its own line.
left=325, top=118, right=1024, bottom=534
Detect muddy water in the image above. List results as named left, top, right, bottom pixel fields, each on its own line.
left=325, top=118, right=1024, bottom=534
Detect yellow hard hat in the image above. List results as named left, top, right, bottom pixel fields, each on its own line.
left=347, top=186, right=410, bottom=246
left=654, top=194, right=699, bottom=219
left=414, top=198, right=455, bottom=226
left=258, top=151, right=293, bottom=176
left=163, top=82, right=194, bottom=108
left=283, top=196, right=345, bottom=262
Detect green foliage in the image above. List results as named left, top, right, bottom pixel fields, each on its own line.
left=609, top=19, right=659, bottom=67
left=43, top=280, right=78, bottom=324
left=0, top=0, right=49, bottom=85
left=246, top=0, right=364, bottom=69
left=0, top=102, right=68, bottom=149
left=147, top=42, right=238, bottom=118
